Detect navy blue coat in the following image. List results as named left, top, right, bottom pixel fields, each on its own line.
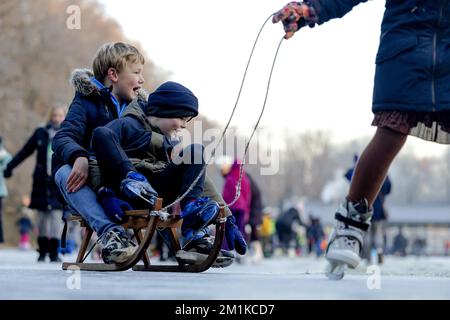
left=309, top=0, right=450, bottom=112
left=90, top=99, right=169, bottom=187
left=6, top=125, right=63, bottom=211
left=52, top=69, right=120, bottom=177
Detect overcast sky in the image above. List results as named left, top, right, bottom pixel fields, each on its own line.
left=96, top=0, right=448, bottom=157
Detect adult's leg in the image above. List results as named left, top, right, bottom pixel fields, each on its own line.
left=48, top=209, right=63, bottom=240
left=326, top=127, right=407, bottom=274
left=347, top=127, right=407, bottom=206
left=55, top=164, right=121, bottom=237
left=36, top=211, right=49, bottom=261
left=48, top=209, right=63, bottom=262
left=37, top=210, right=51, bottom=238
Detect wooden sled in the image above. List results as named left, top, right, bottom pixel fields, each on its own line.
left=62, top=198, right=226, bottom=272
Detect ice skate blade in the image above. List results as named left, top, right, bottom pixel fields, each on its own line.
left=326, top=261, right=346, bottom=280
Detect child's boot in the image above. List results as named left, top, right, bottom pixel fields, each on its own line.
left=176, top=197, right=235, bottom=267
left=325, top=199, right=372, bottom=280
left=101, top=228, right=137, bottom=264
left=180, top=197, right=220, bottom=235
left=176, top=229, right=235, bottom=268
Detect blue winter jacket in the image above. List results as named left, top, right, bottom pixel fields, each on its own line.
left=308, top=0, right=450, bottom=112
left=51, top=69, right=130, bottom=177
left=90, top=98, right=170, bottom=186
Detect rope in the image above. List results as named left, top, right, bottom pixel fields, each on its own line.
left=161, top=14, right=284, bottom=212
left=225, top=36, right=284, bottom=208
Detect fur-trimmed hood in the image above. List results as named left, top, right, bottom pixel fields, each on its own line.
left=69, top=68, right=148, bottom=100
left=70, top=69, right=99, bottom=97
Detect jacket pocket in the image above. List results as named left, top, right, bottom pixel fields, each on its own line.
left=376, top=34, right=418, bottom=65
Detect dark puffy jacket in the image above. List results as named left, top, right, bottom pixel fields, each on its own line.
left=6, top=125, right=62, bottom=210
left=309, top=0, right=450, bottom=112
left=52, top=69, right=145, bottom=177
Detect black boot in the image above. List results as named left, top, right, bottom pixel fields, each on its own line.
left=48, top=238, right=61, bottom=262
left=37, top=237, right=48, bottom=262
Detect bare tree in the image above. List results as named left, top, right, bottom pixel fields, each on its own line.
left=0, top=0, right=166, bottom=243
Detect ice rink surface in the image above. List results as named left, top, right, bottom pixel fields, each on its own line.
left=0, top=249, right=449, bottom=299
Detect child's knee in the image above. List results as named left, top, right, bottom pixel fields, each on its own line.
left=92, top=126, right=115, bottom=147
left=55, top=164, right=72, bottom=187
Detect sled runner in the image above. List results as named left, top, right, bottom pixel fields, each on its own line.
left=62, top=198, right=226, bottom=272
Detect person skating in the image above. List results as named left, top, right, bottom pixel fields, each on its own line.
left=273, top=1, right=450, bottom=278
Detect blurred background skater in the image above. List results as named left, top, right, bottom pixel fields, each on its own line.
left=247, top=173, right=264, bottom=263
left=306, top=215, right=325, bottom=257
left=260, top=207, right=276, bottom=258
left=16, top=195, right=35, bottom=251
left=221, top=158, right=252, bottom=262
left=0, top=136, right=12, bottom=245
left=391, top=226, right=408, bottom=257
left=275, top=203, right=304, bottom=257
left=4, top=105, right=66, bottom=262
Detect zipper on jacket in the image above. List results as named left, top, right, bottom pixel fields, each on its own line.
left=432, top=33, right=437, bottom=111
left=431, top=6, right=444, bottom=111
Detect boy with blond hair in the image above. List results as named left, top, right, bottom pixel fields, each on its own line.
left=52, top=42, right=145, bottom=263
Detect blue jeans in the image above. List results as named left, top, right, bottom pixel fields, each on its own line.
left=55, top=165, right=122, bottom=237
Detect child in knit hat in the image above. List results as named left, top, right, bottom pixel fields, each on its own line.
left=89, top=81, right=247, bottom=267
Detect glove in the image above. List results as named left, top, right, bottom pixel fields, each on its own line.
left=3, top=167, right=12, bottom=178
left=120, top=171, right=158, bottom=206
left=225, top=215, right=247, bottom=255
left=97, top=187, right=133, bottom=224
left=272, top=1, right=318, bottom=39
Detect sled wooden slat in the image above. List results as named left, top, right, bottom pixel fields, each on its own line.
left=121, top=217, right=149, bottom=230
left=125, top=210, right=150, bottom=217
left=134, top=229, right=151, bottom=267
left=76, top=227, right=93, bottom=263
left=157, top=216, right=182, bottom=229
